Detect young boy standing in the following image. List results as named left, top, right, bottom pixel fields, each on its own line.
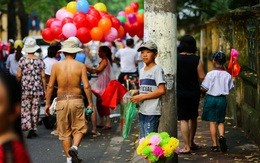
left=201, top=51, right=234, bottom=152
left=130, top=41, right=166, bottom=138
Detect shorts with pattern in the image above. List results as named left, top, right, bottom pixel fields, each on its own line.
left=56, top=99, right=87, bottom=140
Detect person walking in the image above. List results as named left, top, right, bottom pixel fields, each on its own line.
left=6, top=40, right=23, bottom=76
left=130, top=41, right=166, bottom=138
left=201, top=51, right=234, bottom=152
left=86, top=46, right=115, bottom=130
left=177, top=35, right=205, bottom=154
left=45, top=39, right=94, bottom=163
left=0, top=71, right=31, bottom=163
left=115, top=38, right=138, bottom=84
left=16, top=37, right=46, bottom=139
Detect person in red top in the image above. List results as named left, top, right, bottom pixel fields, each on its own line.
left=0, top=71, right=31, bottom=163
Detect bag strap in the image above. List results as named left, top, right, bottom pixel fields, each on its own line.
left=3, top=141, right=14, bottom=163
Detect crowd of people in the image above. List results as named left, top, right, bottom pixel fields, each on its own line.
left=0, top=34, right=234, bottom=163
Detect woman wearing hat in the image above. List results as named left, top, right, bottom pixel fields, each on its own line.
left=16, top=37, right=46, bottom=138
left=6, top=40, right=24, bottom=76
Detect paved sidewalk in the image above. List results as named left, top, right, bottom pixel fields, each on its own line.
left=131, top=109, right=260, bottom=163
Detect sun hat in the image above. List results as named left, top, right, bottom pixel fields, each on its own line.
left=58, top=39, right=82, bottom=53
left=14, top=40, right=23, bottom=49
left=67, top=36, right=82, bottom=47
left=22, top=37, right=40, bottom=53
left=212, top=51, right=226, bottom=64
left=137, top=40, right=158, bottom=52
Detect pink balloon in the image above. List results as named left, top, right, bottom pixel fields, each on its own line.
left=118, top=11, right=127, bottom=17
left=62, top=23, right=77, bottom=38
left=56, top=8, right=67, bottom=20
left=50, top=20, right=62, bottom=28
left=60, top=11, right=74, bottom=21
left=104, top=27, right=118, bottom=42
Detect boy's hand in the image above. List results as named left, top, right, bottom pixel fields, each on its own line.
left=130, top=95, right=144, bottom=104
left=129, top=90, right=139, bottom=96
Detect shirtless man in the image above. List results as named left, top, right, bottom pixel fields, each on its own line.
left=45, top=40, right=93, bottom=163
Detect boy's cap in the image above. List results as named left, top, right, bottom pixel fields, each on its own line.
left=212, top=51, right=226, bottom=64
left=137, top=41, right=158, bottom=52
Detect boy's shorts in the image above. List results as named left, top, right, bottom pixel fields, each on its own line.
left=202, top=95, right=227, bottom=123
left=56, top=99, right=87, bottom=140
left=138, top=113, right=161, bottom=138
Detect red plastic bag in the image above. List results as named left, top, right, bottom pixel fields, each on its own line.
left=101, top=80, right=127, bottom=109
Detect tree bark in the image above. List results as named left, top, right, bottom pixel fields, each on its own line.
left=17, top=0, right=28, bottom=39
left=144, top=0, right=178, bottom=162
left=7, top=0, right=17, bottom=40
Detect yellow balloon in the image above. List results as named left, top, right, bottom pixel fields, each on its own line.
left=94, top=2, right=107, bottom=12
left=67, top=1, right=77, bottom=14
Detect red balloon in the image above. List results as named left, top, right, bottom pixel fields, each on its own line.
left=132, top=22, right=140, bottom=32
left=75, top=11, right=86, bottom=17
left=99, top=11, right=108, bottom=17
left=57, top=33, right=67, bottom=41
left=101, top=14, right=113, bottom=21
left=42, top=28, right=54, bottom=42
left=46, top=18, right=58, bottom=28
left=130, top=2, right=139, bottom=12
left=136, top=28, right=144, bottom=38
left=51, top=26, right=62, bottom=40
left=89, top=5, right=94, bottom=10
left=73, top=15, right=87, bottom=29
left=86, top=14, right=100, bottom=29
left=111, top=17, right=120, bottom=30
left=128, top=30, right=136, bottom=37
left=76, top=27, right=91, bottom=43
left=100, top=37, right=106, bottom=43
left=62, top=17, right=73, bottom=26
left=87, top=9, right=101, bottom=20
left=124, top=22, right=133, bottom=33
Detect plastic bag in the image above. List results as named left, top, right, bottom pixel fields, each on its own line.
left=121, top=93, right=137, bottom=138
left=90, top=59, right=115, bottom=97
left=102, top=80, right=127, bottom=109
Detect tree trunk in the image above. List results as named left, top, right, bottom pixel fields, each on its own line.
left=144, top=0, right=178, bottom=162
left=17, top=0, right=28, bottom=39
left=7, top=0, right=17, bottom=40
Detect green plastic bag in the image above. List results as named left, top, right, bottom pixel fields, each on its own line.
left=122, top=100, right=137, bottom=139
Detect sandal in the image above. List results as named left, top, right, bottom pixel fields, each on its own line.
left=91, top=131, right=101, bottom=136
left=219, top=136, right=228, bottom=152
left=190, top=144, right=201, bottom=150
left=179, top=149, right=191, bottom=154
left=210, top=146, right=219, bottom=152
left=102, top=126, right=112, bottom=130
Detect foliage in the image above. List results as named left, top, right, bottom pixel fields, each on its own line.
left=177, top=0, right=260, bottom=33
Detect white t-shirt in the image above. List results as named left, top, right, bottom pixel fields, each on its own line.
left=43, top=57, right=58, bottom=75
left=6, top=54, right=18, bottom=76
left=201, top=69, right=234, bottom=96
left=115, top=47, right=138, bottom=73
left=139, top=65, right=166, bottom=115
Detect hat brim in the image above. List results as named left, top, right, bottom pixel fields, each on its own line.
left=58, top=47, right=83, bottom=53
left=137, top=46, right=156, bottom=52
left=22, top=45, right=40, bottom=53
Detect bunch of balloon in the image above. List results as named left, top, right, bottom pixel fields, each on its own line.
left=117, top=2, right=144, bottom=39
left=42, top=0, right=125, bottom=44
